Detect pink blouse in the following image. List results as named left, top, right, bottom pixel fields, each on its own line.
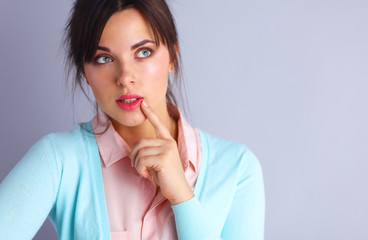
left=92, top=106, right=201, bottom=240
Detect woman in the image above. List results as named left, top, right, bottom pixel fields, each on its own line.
left=0, top=0, right=265, bottom=239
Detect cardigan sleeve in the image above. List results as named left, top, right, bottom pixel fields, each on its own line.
left=172, top=196, right=220, bottom=240
left=0, top=135, right=61, bottom=239
left=221, top=150, right=265, bottom=239
left=172, top=147, right=265, bottom=240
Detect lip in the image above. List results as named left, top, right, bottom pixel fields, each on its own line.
left=116, top=94, right=144, bottom=111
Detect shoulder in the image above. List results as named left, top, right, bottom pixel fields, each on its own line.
left=5, top=124, right=91, bottom=192
left=197, top=129, right=262, bottom=179
left=43, top=121, right=97, bottom=149
left=197, top=129, right=259, bottom=164
left=30, top=122, right=94, bottom=165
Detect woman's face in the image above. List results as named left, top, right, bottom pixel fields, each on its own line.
left=83, top=8, right=173, bottom=128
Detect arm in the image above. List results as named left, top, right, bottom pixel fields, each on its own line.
left=172, top=196, right=220, bottom=240
left=0, top=135, right=60, bottom=239
left=172, top=148, right=265, bottom=240
left=221, top=150, right=265, bottom=239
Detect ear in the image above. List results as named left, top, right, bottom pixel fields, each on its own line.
left=82, top=68, right=90, bottom=85
left=84, top=75, right=90, bottom=85
left=174, top=42, right=179, bottom=54
left=168, top=63, right=175, bottom=73
left=168, top=42, right=179, bottom=73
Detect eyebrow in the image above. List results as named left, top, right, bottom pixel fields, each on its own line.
left=96, top=39, right=155, bottom=53
left=97, top=46, right=110, bottom=52
left=131, top=39, right=155, bottom=50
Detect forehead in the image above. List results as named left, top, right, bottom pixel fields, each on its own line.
left=99, top=8, right=155, bottom=46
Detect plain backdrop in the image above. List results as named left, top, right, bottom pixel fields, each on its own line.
left=1, top=0, right=367, bottom=239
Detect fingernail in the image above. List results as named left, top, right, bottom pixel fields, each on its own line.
left=142, top=100, right=148, bottom=107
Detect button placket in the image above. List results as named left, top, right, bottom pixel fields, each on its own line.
left=141, top=181, right=167, bottom=240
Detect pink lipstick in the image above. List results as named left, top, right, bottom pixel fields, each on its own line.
left=116, top=94, right=144, bottom=111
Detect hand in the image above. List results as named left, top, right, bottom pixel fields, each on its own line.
left=130, top=101, right=194, bottom=205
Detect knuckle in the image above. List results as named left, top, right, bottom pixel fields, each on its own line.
left=136, top=150, right=143, bottom=159
left=167, top=139, right=177, bottom=148
left=137, top=139, right=146, bottom=146
left=137, top=164, right=145, bottom=173
left=136, top=160, right=144, bottom=172
left=139, top=155, right=148, bottom=163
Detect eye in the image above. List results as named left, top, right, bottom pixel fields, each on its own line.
left=137, top=48, right=152, bottom=58
left=95, top=56, right=112, bottom=64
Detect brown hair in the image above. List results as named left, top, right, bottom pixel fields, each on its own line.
left=64, top=0, right=185, bottom=113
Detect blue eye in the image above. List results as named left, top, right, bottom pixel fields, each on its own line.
left=95, top=56, right=112, bottom=64
left=137, top=49, right=152, bottom=58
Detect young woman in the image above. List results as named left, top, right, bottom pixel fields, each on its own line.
left=0, top=0, right=265, bottom=239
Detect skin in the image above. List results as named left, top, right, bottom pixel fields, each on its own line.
left=83, top=8, right=193, bottom=205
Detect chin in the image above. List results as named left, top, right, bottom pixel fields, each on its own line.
left=116, top=112, right=147, bottom=128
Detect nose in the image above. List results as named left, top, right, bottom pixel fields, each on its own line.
left=117, top=61, right=135, bottom=87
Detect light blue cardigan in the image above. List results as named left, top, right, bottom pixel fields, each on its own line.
left=0, top=122, right=265, bottom=239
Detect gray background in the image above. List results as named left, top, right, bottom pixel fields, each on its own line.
left=1, top=0, right=367, bottom=239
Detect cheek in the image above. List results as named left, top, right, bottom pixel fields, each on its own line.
left=83, top=65, right=113, bottom=101
left=84, top=65, right=112, bottom=84
left=140, top=57, right=170, bottom=91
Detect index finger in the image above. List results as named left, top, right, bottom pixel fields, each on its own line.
left=140, top=100, right=173, bottom=139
